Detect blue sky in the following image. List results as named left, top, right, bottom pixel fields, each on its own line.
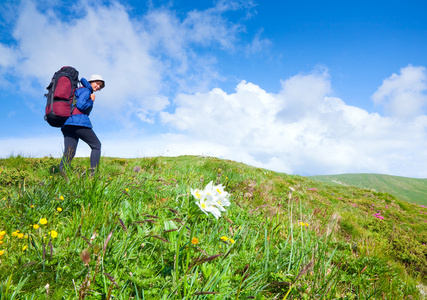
left=1, top=0, right=427, bottom=178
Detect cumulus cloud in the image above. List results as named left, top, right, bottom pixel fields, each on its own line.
left=1, top=0, right=257, bottom=124
left=1, top=67, right=427, bottom=178
left=0, top=0, right=163, bottom=127
left=372, top=65, right=427, bottom=119
left=1, top=1, right=427, bottom=178
left=159, top=68, right=427, bottom=177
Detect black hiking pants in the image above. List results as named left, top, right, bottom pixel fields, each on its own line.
left=59, top=125, right=101, bottom=174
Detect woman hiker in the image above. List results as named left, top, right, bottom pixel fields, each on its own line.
left=59, top=74, right=105, bottom=177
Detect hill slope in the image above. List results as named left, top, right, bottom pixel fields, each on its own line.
left=1, top=156, right=427, bottom=298
left=309, top=173, right=427, bottom=206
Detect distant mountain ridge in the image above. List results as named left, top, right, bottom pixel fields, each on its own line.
left=309, top=173, right=427, bottom=206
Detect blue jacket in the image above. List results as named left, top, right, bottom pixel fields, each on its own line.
left=63, top=78, right=94, bottom=128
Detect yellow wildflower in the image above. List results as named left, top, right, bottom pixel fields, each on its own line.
left=229, top=238, right=235, bottom=244
left=191, top=237, right=199, bottom=245
left=39, top=218, right=48, bottom=225
left=17, top=233, right=24, bottom=239
left=22, top=245, right=28, bottom=251
left=57, top=207, right=63, bottom=212
left=0, top=241, right=3, bottom=245
left=12, top=230, right=19, bottom=237
left=0, top=230, right=6, bottom=236
left=33, top=224, right=40, bottom=229
left=305, top=223, right=309, bottom=227
left=30, top=205, right=34, bottom=208
left=49, top=230, right=58, bottom=238
left=59, top=196, right=64, bottom=200
left=0, top=250, right=4, bottom=256
left=220, top=236, right=228, bottom=242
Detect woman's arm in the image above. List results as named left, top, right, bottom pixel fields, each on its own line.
left=75, top=88, right=94, bottom=113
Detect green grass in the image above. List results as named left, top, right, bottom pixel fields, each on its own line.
left=0, top=155, right=426, bottom=299
left=309, top=173, right=427, bottom=206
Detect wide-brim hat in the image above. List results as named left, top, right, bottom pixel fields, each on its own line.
left=88, top=74, right=105, bottom=88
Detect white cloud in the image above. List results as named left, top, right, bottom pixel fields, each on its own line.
left=1, top=0, right=253, bottom=123
left=0, top=44, right=17, bottom=89
left=245, top=29, right=271, bottom=55
left=158, top=69, right=427, bottom=177
left=277, top=67, right=331, bottom=121
left=3, top=67, right=425, bottom=178
left=1, top=1, right=427, bottom=178
left=0, top=44, right=17, bottom=68
left=0, top=135, right=64, bottom=158
left=372, top=65, right=427, bottom=119
left=10, top=1, right=162, bottom=115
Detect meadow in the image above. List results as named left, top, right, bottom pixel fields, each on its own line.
left=0, top=155, right=426, bottom=299
left=310, top=173, right=427, bottom=206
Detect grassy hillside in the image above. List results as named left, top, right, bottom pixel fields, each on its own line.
left=1, top=155, right=427, bottom=299
left=309, top=173, right=427, bottom=206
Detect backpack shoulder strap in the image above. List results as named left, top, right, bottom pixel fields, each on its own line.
left=70, top=86, right=85, bottom=115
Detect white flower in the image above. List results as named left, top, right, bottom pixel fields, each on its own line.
left=214, top=184, right=229, bottom=198
left=191, top=188, right=204, bottom=200
left=212, top=194, right=231, bottom=211
left=196, top=198, right=221, bottom=219
left=205, top=181, right=229, bottom=198
left=216, top=193, right=230, bottom=207
left=206, top=182, right=230, bottom=200
left=205, top=182, right=230, bottom=210
left=205, top=193, right=226, bottom=212
left=192, top=181, right=231, bottom=219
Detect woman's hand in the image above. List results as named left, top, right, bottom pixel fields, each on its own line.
left=90, top=94, right=96, bottom=102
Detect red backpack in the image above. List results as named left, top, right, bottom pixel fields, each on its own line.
left=44, top=66, right=80, bottom=127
